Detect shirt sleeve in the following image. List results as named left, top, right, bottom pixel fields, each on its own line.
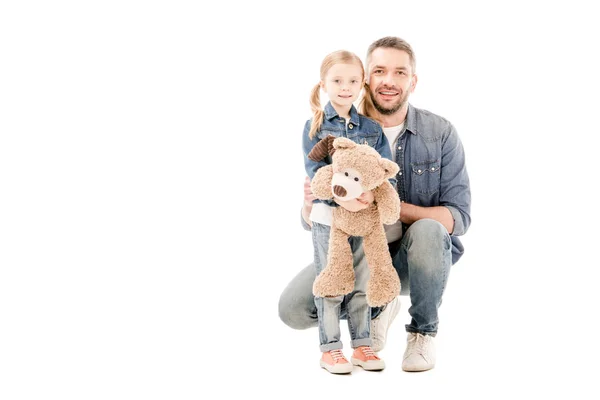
left=302, top=119, right=327, bottom=180
left=440, top=123, right=471, bottom=236
left=301, top=119, right=336, bottom=208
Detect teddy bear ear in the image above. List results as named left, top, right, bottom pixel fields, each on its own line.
left=333, top=137, right=357, bottom=150
left=307, top=135, right=336, bottom=161
left=380, top=158, right=400, bottom=179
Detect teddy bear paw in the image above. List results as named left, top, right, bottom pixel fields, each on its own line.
left=366, top=272, right=400, bottom=307
left=313, top=267, right=355, bottom=298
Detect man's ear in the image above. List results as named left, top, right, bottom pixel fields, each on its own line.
left=380, top=158, right=400, bottom=179
left=410, top=73, right=418, bottom=93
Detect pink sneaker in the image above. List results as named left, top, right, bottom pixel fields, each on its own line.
left=320, top=349, right=353, bottom=374
left=351, top=346, right=385, bottom=371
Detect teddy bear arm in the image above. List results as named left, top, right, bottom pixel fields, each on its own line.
left=311, top=165, right=334, bottom=200
left=373, top=181, right=401, bottom=225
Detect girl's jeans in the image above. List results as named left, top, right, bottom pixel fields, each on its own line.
left=312, top=222, right=371, bottom=352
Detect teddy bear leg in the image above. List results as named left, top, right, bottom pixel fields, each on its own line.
left=363, top=225, right=400, bottom=307
left=313, top=227, right=355, bottom=298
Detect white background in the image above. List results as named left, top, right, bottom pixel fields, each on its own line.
left=1, top=0, right=599, bottom=399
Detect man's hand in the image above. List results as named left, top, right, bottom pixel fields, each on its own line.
left=399, top=202, right=455, bottom=234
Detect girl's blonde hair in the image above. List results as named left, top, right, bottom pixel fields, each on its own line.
left=358, top=82, right=382, bottom=126
left=308, top=50, right=377, bottom=139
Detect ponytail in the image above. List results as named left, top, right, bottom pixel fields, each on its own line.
left=308, top=83, right=324, bottom=140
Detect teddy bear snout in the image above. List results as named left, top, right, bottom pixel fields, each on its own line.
left=331, top=169, right=364, bottom=200
left=333, top=185, right=347, bottom=197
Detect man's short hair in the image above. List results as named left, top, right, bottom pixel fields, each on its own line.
left=366, top=37, right=416, bottom=74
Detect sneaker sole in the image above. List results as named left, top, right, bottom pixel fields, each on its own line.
left=320, top=360, right=353, bottom=374
left=401, top=363, right=435, bottom=372
left=351, top=357, right=385, bottom=371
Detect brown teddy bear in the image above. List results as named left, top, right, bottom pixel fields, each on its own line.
left=308, top=135, right=401, bottom=307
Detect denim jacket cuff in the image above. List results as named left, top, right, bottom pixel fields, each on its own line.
left=300, top=208, right=312, bottom=231
left=446, top=205, right=464, bottom=236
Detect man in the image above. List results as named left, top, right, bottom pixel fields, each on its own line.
left=280, top=36, right=471, bottom=372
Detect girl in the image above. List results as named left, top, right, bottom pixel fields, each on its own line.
left=302, top=50, right=394, bottom=374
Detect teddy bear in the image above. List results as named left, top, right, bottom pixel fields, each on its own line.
left=308, top=135, right=401, bottom=307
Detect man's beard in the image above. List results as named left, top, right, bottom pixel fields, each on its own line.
left=372, top=88, right=409, bottom=115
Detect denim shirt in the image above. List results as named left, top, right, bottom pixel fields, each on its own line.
left=302, top=102, right=395, bottom=198
left=393, top=104, right=471, bottom=264
left=301, top=103, right=471, bottom=264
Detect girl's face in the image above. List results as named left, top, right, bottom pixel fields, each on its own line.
left=320, top=63, right=363, bottom=109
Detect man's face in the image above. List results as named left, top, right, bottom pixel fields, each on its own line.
left=367, top=48, right=417, bottom=115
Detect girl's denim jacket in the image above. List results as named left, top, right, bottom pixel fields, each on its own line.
left=302, top=102, right=395, bottom=207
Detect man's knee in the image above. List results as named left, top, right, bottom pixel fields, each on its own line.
left=406, top=219, right=451, bottom=270
left=278, top=291, right=314, bottom=330
left=408, top=219, right=450, bottom=247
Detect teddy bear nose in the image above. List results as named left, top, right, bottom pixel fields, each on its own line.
left=333, top=185, right=347, bottom=197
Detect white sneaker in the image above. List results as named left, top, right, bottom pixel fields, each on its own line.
left=370, top=296, right=400, bottom=352
left=402, top=332, right=436, bottom=372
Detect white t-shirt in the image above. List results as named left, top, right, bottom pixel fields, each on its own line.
left=309, top=202, right=333, bottom=226
left=382, top=122, right=405, bottom=243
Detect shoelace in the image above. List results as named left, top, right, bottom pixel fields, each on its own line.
left=330, top=349, right=345, bottom=362
left=362, top=347, right=376, bottom=358
left=409, top=333, right=428, bottom=354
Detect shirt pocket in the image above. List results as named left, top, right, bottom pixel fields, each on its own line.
left=360, top=134, right=380, bottom=147
left=317, top=129, right=341, bottom=140
left=411, top=160, right=441, bottom=195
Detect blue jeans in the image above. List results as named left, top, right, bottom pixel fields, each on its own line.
left=312, top=222, right=371, bottom=351
left=279, top=219, right=452, bottom=336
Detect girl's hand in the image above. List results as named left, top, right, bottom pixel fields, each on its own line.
left=304, top=176, right=316, bottom=207
left=335, top=190, right=374, bottom=212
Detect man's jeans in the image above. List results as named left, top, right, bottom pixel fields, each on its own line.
left=312, top=222, right=371, bottom=351
left=279, top=219, right=452, bottom=336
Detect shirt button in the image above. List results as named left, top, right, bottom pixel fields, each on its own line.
left=431, top=167, right=435, bottom=171
left=398, top=172, right=402, bottom=176
left=418, top=169, right=422, bottom=173
left=348, top=123, right=353, bottom=129
left=398, top=146, right=402, bottom=150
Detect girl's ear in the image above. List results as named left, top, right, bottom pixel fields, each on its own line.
left=320, top=80, right=325, bottom=90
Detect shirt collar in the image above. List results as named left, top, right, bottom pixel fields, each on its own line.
left=324, top=101, right=361, bottom=126
left=404, top=103, right=418, bottom=135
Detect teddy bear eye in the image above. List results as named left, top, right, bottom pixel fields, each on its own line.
left=345, top=172, right=349, bottom=177
left=354, top=177, right=359, bottom=182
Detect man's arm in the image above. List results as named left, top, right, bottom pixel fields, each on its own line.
left=402, top=122, right=471, bottom=235
left=399, top=203, right=454, bottom=233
